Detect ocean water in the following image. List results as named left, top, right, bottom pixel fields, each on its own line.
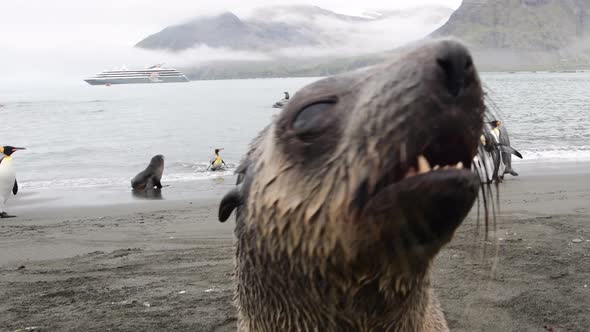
left=0, top=78, right=316, bottom=194
left=1, top=72, right=589, bottom=196
left=483, top=72, right=590, bottom=162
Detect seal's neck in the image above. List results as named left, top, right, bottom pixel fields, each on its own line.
left=236, top=249, right=448, bottom=331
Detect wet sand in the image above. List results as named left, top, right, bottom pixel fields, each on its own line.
left=1, top=162, right=589, bottom=331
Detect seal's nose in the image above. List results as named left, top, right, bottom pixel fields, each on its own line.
left=436, top=43, right=474, bottom=98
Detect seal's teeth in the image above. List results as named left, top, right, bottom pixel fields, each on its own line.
left=433, top=165, right=440, bottom=171
left=417, top=155, right=431, bottom=173
left=456, top=162, right=464, bottom=169
left=405, top=167, right=417, bottom=178
left=399, top=283, right=407, bottom=297
left=395, top=278, right=402, bottom=292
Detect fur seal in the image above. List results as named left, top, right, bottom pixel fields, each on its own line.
left=131, top=155, right=164, bottom=191
left=219, top=39, right=487, bottom=331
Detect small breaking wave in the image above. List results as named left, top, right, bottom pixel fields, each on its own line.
left=20, top=167, right=236, bottom=191
left=515, top=147, right=590, bottom=162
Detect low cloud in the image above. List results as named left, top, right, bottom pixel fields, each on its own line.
left=275, top=11, right=451, bottom=58
left=0, top=42, right=270, bottom=87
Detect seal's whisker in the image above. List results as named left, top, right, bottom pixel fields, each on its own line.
left=493, top=182, right=500, bottom=235
left=487, top=181, right=497, bottom=237
left=481, top=181, right=490, bottom=241
left=483, top=91, right=505, bottom=119
left=473, top=166, right=482, bottom=238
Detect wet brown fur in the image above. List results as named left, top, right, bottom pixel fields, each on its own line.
left=221, top=39, right=486, bottom=331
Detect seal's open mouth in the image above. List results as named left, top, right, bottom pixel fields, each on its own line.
left=402, top=135, right=474, bottom=182
left=371, top=128, right=479, bottom=199
left=358, top=125, right=481, bottom=253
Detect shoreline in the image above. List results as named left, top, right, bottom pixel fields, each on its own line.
left=7, top=159, right=590, bottom=211
left=8, top=175, right=237, bottom=212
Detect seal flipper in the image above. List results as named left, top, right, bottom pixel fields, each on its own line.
left=219, top=186, right=242, bottom=222
left=498, top=145, right=523, bottom=159
left=144, top=178, right=155, bottom=190
left=153, top=178, right=163, bottom=189
left=12, top=179, right=18, bottom=195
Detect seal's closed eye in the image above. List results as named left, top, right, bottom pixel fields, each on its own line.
left=219, top=186, right=242, bottom=222
left=293, top=101, right=337, bottom=139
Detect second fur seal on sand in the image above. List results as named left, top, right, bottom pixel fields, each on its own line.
left=220, top=39, right=489, bottom=331
left=131, top=155, right=164, bottom=191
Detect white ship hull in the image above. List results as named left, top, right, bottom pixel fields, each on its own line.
left=85, top=66, right=190, bottom=85
left=85, top=76, right=189, bottom=85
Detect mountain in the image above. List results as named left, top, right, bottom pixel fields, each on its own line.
left=432, top=0, right=590, bottom=70
left=135, top=4, right=457, bottom=80
left=135, top=11, right=320, bottom=52
left=135, top=5, right=453, bottom=54
left=139, top=1, right=590, bottom=79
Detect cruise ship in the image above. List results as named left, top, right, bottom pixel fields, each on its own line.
left=84, top=64, right=189, bottom=85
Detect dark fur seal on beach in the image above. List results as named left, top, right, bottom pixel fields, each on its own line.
left=219, top=39, right=486, bottom=331
left=131, top=155, right=164, bottom=191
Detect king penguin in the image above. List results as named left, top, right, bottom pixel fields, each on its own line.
left=0, top=146, right=25, bottom=218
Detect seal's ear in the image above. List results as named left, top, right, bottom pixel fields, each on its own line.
left=219, top=186, right=242, bottom=222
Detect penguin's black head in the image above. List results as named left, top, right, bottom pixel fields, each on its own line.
left=0, top=146, right=26, bottom=156
left=488, top=120, right=501, bottom=128
left=215, top=148, right=224, bottom=155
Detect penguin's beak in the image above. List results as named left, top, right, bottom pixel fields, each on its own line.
left=14, top=147, right=26, bottom=151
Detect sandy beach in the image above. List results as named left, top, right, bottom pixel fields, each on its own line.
left=0, top=162, right=588, bottom=332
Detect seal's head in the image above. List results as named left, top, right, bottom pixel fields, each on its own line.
left=220, top=39, right=486, bottom=330
left=149, top=154, right=164, bottom=175
left=149, top=154, right=164, bottom=165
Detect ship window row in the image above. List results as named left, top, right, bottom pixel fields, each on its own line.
left=100, top=70, right=180, bottom=74
left=95, top=74, right=185, bottom=77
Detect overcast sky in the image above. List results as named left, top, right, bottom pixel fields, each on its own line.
left=0, top=1, right=462, bottom=86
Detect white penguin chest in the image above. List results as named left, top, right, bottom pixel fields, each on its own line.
left=0, top=158, right=16, bottom=186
